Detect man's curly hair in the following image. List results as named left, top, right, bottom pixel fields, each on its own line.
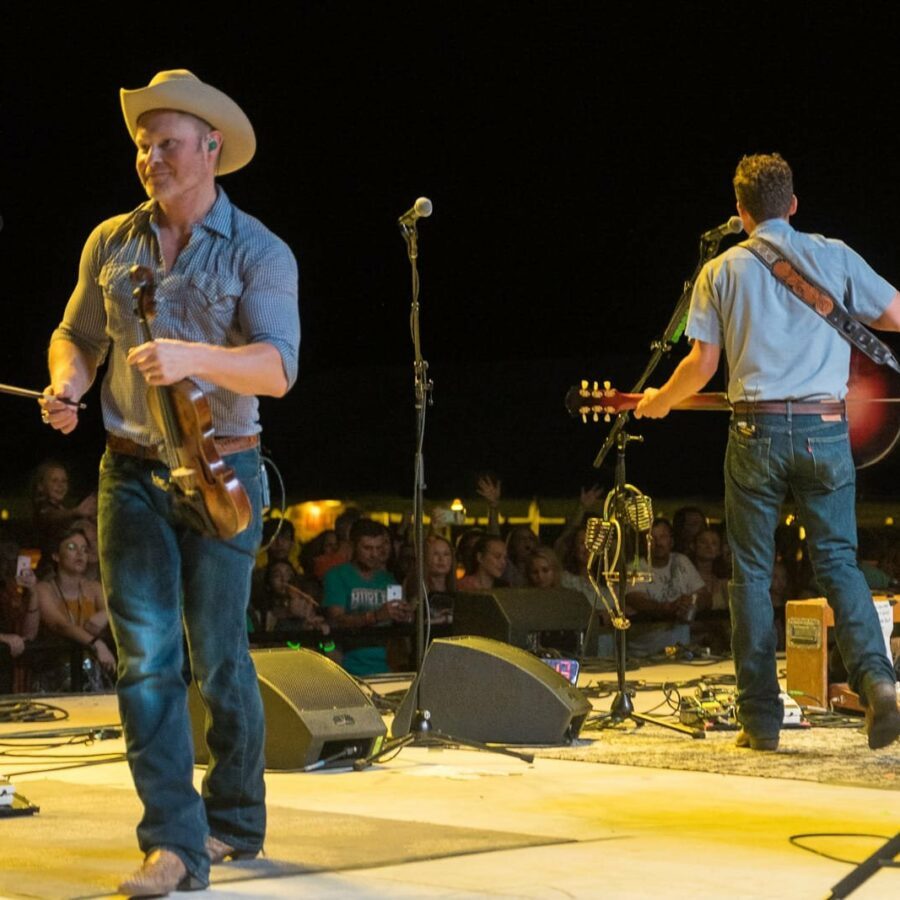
left=733, top=153, right=793, bottom=222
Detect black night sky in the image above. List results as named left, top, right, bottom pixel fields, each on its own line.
left=3, top=5, right=900, bottom=509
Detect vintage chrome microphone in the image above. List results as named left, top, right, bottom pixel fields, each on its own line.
left=622, top=490, right=653, bottom=532
left=584, top=517, right=630, bottom=631
left=602, top=484, right=654, bottom=584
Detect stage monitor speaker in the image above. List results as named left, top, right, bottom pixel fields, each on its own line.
left=451, top=587, right=592, bottom=651
left=188, top=647, right=386, bottom=770
left=391, top=635, right=592, bottom=744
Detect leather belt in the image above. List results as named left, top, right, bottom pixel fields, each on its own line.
left=732, top=400, right=845, bottom=416
left=107, top=433, right=259, bottom=460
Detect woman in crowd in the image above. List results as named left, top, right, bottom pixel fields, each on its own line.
left=34, top=527, right=115, bottom=689
left=300, top=529, right=338, bottom=578
left=526, top=546, right=563, bottom=589
left=458, top=535, right=508, bottom=592
left=0, top=541, right=39, bottom=692
left=688, top=526, right=732, bottom=651
left=263, top=560, right=330, bottom=635
left=404, top=534, right=456, bottom=623
left=689, top=527, right=729, bottom=612
left=31, top=462, right=97, bottom=570
left=505, top=525, right=539, bottom=587
left=557, top=526, right=595, bottom=603
left=455, top=529, right=484, bottom=582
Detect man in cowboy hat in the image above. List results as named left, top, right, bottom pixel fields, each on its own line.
left=41, top=70, right=300, bottom=895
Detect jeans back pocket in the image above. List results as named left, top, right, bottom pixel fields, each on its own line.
left=727, top=428, right=771, bottom=491
left=807, top=432, right=854, bottom=491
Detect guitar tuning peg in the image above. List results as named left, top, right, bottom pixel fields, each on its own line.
left=592, top=380, right=599, bottom=392
left=581, top=414, right=587, bottom=423
left=580, top=379, right=588, bottom=390
left=604, top=413, right=611, bottom=423
left=603, top=380, right=611, bottom=390
left=592, top=412, right=599, bottom=422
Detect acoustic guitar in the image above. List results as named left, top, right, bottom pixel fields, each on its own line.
left=565, top=348, right=900, bottom=469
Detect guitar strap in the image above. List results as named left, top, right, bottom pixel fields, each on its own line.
left=741, top=235, right=900, bottom=374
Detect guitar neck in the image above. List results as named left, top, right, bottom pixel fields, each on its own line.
left=616, top=391, right=731, bottom=412
left=565, top=381, right=732, bottom=419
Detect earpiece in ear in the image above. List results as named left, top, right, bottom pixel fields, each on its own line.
left=208, top=139, right=218, bottom=151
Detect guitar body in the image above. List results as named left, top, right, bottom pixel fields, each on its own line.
left=567, top=347, right=900, bottom=470
left=846, top=350, right=900, bottom=468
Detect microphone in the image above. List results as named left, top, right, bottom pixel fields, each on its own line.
left=623, top=493, right=654, bottom=532
left=585, top=518, right=614, bottom=555
left=398, top=197, right=433, bottom=227
left=701, top=216, right=743, bottom=242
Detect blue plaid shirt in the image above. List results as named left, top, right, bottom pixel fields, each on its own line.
left=52, top=188, right=299, bottom=445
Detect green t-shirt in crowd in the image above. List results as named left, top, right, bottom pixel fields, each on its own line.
left=322, top=562, right=398, bottom=676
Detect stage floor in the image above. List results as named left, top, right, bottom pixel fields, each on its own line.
left=1, top=660, right=898, bottom=899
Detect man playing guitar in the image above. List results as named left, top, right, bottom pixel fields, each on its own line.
left=635, top=153, right=900, bottom=753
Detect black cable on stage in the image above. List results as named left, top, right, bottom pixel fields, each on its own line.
left=0, top=700, right=69, bottom=724
left=258, top=452, right=288, bottom=553
left=1, top=748, right=124, bottom=760
left=0, top=726, right=124, bottom=774
left=789, top=832, right=894, bottom=866
left=7, top=755, right=127, bottom=777
left=802, top=711, right=867, bottom=729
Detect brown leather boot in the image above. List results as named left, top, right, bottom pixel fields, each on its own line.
left=206, top=834, right=260, bottom=864
left=118, top=849, right=206, bottom=897
left=865, top=681, right=900, bottom=750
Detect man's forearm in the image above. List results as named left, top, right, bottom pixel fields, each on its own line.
left=48, top=339, right=98, bottom=400
left=657, top=342, right=719, bottom=408
left=635, top=340, right=720, bottom=419
left=127, top=340, right=290, bottom=397
left=192, top=342, right=289, bottom=396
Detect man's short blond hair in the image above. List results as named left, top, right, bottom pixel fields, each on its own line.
left=136, top=108, right=214, bottom=140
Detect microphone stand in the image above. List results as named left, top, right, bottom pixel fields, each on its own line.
left=354, top=215, right=533, bottom=770
left=589, top=432, right=703, bottom=737
left=592, top=233, right=725, bottom=470
left=587, top=231, right=731, bottom=738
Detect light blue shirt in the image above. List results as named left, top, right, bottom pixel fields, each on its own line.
left=52, top=188, right=300, bottom=444
left=686, top=218, right=896, bottom=401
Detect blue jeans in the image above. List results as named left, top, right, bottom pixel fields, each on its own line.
left=98, top=447, right=265, bottom=883
left=725, top=412, right=895, bottom=738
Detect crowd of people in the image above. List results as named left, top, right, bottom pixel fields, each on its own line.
left=1, top=459, right=112, bottom=693
left=3, top=461, right=900, bottom=692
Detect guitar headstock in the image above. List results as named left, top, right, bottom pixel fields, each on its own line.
left=565, top=380, right=632, bottom=423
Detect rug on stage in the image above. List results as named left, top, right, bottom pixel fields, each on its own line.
left=0, top=780, right=569, bottom=899
left=534, top=721, right=900, bottom=790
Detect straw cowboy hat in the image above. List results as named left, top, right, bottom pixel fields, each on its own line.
left=120, top=69, right=256, bottom=175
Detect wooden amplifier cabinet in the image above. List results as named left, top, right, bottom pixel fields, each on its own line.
left=785, top=594, right=899, bottom=708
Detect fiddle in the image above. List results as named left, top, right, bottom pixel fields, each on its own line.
left=130, top=265, right=252, bottom=539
